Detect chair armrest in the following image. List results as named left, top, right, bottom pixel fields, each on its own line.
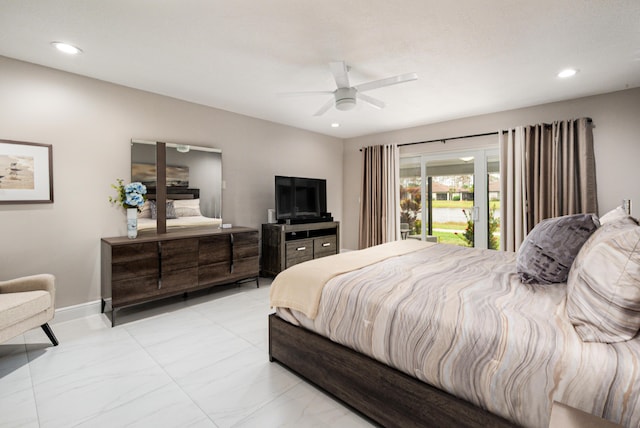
left=0, top=274, right=55, bottom=297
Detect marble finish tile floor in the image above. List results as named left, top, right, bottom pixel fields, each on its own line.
left=0, top=279, right=374, bottom=428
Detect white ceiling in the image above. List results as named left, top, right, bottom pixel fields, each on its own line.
left=0, top=0, right=639, bottom=139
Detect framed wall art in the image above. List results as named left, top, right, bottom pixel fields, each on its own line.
left=0, top=139, right=53, bottom=204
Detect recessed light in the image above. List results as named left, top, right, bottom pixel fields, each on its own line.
left=558, top=68, right=577, bottom=78
left=331, top=123, right=340, bottom=128
left=51, top=42, right=82, bottom=55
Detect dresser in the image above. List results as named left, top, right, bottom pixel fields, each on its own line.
left=261, top=221, right=339, bottom=276
left=101, top=226, right=259, bottom=326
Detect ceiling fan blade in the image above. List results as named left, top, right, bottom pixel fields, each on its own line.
left=357, top=93, right=385, bottom=110
left=354, top=72, right=418, bottom=93
left=313, top=97, right=335, bottom=116
left=329, top=61, right=351, bottom=89
left=277, top=90, right=334, bottom=97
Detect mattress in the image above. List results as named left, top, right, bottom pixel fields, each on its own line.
left=274, top=243, right=640, bottom=427
left=137, top=216, right=222, bottom=231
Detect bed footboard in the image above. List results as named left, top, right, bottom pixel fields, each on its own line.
left=268, top=313, right=515, bottom=428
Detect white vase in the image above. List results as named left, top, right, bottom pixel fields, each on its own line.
left=126, top=208, right=138, bottom=239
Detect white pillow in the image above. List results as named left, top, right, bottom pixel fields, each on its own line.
left=173, top=199, right=202, bottom=217
left=599, top=205, right=628, bottom=225
left=566, top=216, right=640, bottom=343
left=138, top=200, right=152, bottom=219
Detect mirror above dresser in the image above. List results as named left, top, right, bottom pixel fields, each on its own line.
left=131, top=139, right=222, bottom=233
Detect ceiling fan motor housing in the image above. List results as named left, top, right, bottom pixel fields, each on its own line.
left=335, top=87, right=357, bottom=111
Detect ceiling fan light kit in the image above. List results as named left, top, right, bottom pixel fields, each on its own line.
left=335, top=88, right=357, bottom=111
left=283, top=61, right=417, bottom=116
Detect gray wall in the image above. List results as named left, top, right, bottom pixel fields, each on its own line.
left=342, top=88, right=640, bottom=250
left=2, top=53, right=637, bottom=307
left=0, top=56, right=343, bottom=308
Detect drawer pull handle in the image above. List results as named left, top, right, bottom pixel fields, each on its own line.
left=322, top=243, right=331, bottom=247
left=296, top=246, right=306, bottom=251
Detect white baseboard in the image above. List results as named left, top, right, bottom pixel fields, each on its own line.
left=53, top=300, right=103, bottom=324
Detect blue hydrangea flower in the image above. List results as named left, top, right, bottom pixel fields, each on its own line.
left=110, top=179, right=147, bottom=210
left=125, top=193, right=145, bottom=207
left=125, top=182, right=147, bottom=195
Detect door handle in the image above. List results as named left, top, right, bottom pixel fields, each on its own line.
left=472, top=206, right=480, bottom=221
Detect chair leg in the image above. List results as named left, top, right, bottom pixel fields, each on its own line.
left=41, top=323, right=59, bottom=346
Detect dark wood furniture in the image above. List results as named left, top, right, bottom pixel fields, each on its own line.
left=269, top=314, right=516, bottom=428
left=146, top=187, right=200, bottom=200
left=101, top=226, right=259, bottom=326
left=261, top=221, right=339, bottom=276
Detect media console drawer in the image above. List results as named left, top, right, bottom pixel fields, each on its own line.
left=262, top=221, right=340, bottom=276
left=314, top=236, right=337, bottom=258
left=286, top=239, right=314, bottom=268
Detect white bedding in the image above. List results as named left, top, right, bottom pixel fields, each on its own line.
left=137, top=216, right=222, bottom=231
left=274, top=243, right=640, bottom=427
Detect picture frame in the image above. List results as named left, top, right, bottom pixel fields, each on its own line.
left=0, top=139, right=53, bottom=204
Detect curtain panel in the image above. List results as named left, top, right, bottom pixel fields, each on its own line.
left=500, top=118, right=598, bottom=251
left=499, top=127, right=528, bottom=252
left=359, top=144, right=400, bottom=249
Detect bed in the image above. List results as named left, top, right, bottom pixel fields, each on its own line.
left=136, top=192, right=222, bottom=231
left=137, top=215, right=221, bottom=231
left=268, top=213, right=640, bottom=428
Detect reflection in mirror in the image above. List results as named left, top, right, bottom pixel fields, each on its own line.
left=131, top=140, right=222, bottom=232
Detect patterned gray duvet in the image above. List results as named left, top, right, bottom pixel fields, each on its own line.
left=275, top=244, right=640, bottom=427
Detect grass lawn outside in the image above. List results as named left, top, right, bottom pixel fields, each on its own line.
left=404, top=201, right=502, bottom=248
left=431, top=200, right=473, bottom=209
left=434, top=230, right=469, bottom=246
left=430, top=200, right=501, bottom=210
left=432, top=222, right=466, bottom=230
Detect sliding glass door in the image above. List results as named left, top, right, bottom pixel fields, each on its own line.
left=400, top=149, right=500, bottom=249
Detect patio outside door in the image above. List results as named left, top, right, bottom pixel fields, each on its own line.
left=399, top=149, right=500, bottom=249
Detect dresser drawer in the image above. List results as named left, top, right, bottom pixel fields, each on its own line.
left=111, top=243, right=158, bottom=281
left=111, top=242, right=157, bottom=264
left=233, top=231, right=259, bottom=259
left=160, top=238, right=199, bottom=272
left=112, top=275, right=159, bottom=307
left=161, top=267, right=199, bottom=292
left=232, top=231, right=259, bottom=247
left=231, top=256, right=259, bottom=279
left=314, top=236, right=337, bottom=258
left=199, top=235, right=231, bottom=265
left=286, top=239, right=313, bottom=268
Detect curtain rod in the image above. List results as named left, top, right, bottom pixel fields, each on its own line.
left=358, top=131, right=499, bottom=151
left=397, top=131, right=500, bottom=148
left=392, top=118, right=593, bottom=149
left=360, top=118, right=593, bottom=151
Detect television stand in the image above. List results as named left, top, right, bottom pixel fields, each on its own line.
left=261, top=221, right=339, bottom=276
left=278, top=216, right=333, bottom=225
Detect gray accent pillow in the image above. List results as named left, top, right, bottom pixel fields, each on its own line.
left=150, top=200, right=177, bottom=219
left=566, top=216, right=640, bottom=343
left=516, top=213, right=600, bottom=284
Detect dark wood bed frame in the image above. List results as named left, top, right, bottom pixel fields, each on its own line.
left=269, top=313, right=517, bottom=428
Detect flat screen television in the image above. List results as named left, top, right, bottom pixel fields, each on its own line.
left=275, top=176, right=327, bottom=223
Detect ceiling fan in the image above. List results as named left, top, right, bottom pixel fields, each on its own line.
left=282, top=61, right=418, bottom=116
